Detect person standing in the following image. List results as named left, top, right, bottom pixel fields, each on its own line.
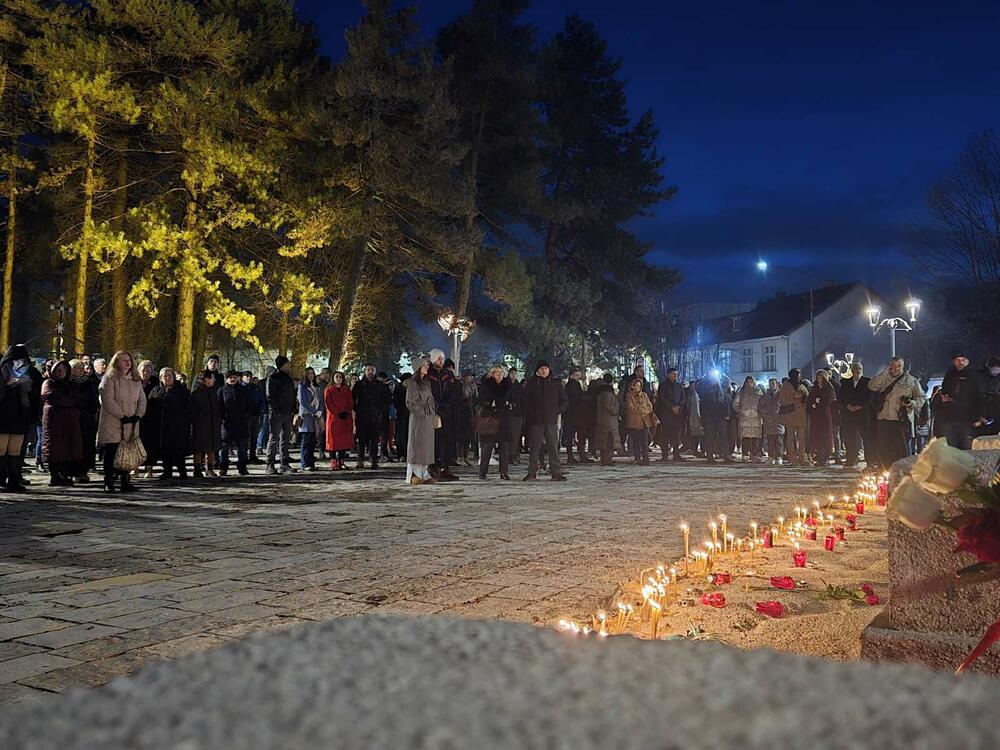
left=477, top=366, right=511, bottom=480
left=456, top=370, right=478, bottom=466
left=265, top=357, right=297, bottom=475
left=68, top=359, right=98, bottom=482
left=522, top=361, right=568, bottom=481
left=734, top=376, right=763, bottom=462
left=297, top=367, right=323, bottom=471
left=868, top=356, right=925, bottom=470
left=838, top=362, right=871, bottom=468
left=809, top=369, right=837, bottom=466
left=778, top=369, right=810, bottom=466
left=41, top=360, right=83, bottom=486
left=147, top=368, right=190, bottom=480
left=932, top=352, right=986, bottom=451
left=393, top=372, right=410, bottom=461
left=427, top=350, right=458, bottom=480
left=97, top=351, right=146, bottom=493
left=324, top=371, right=354, bottom=471
left=654, top=368, right=686, bottom=462
left=592, top=373, right=621, bottom=465
left=190, top=370, right=222, bottom=478
left=220, top=370, right=251, bottom=476
left=622, top=377, right=655, bottom=465
left=352, top=364, right=391, bottom=470
left=242, top=371, right=263, bottom=464
left=137, top=360, right=159, bottom=477
left=758, top=378, right=785, bottom=464
left=981, top=356, right=1000, bottom=435
left=506, top=367, right=524, bottom=464
left=563, top=367, right=587, bottom=464
left=0, top=345, right=35, bottom=492
left=697, top=371, right=734, bottom=463
left=404, top=356, right=437, bottom=485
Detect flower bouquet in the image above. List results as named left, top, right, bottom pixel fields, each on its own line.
left=888, top=438, right=1000, bottom=674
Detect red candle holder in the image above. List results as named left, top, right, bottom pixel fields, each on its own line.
left=854, top=501, right=865, bottom=515
left=845, top=514, right=857, bottom=531
left=805, top=529, right=817, bottom=541
left=762, top=528, right=774, bottom=548
left=824, top=535, right=836, bottom=551
left=711, top=572, right=732, bottom=585
left=834, top=526, right=846, bottom=541
left=793, top=550, right=807, bottom=567
left=878, top=482, right=888, bottom=505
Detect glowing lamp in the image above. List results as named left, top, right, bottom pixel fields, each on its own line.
left=905, top=298, right=922, bottom=323
left=866, top=306, right=881, bottom=328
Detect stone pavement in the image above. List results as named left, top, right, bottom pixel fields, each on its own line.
left=0, top=459, right=857, bottom=707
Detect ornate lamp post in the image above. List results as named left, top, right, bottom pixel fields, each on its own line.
left=437, top=310, right=475, bottom=373
left=50, top=294, right=74, bottom=360
left=866, top=298, right=921, bottom=357
left=825, top=350, right=855, bottom=379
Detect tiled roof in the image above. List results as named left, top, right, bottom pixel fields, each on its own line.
left=712, top=282, right=860, bottom=343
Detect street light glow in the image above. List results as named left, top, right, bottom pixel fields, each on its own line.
left=905, top=298, right=922, bottom=322
left=866, top=306, right=881, bottom=328
left=756, top=260, right=768, bottom=272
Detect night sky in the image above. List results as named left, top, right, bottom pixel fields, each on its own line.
left=296, top=1, right=1000, bottom=305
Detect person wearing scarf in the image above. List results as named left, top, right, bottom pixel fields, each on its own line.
left=0, top=345, right=36, bottom=491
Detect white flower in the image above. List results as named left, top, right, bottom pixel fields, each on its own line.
left=888, top=477, right=943, bottom=531
left=911, top=437, right=976, bottom=495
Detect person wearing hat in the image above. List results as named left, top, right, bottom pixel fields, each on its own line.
left=265, top=355, right=297, bottom=475
left=932, top=351, right=986, bottom=451
left=427, top=349, right=459, bottom=480
left=404, top=355, right=437, bottom=485
left=521, top=360, right=568, bottom=481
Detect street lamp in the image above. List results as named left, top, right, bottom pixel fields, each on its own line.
left=825, top=351, right=854, bottom=378
left=867, top=298, right=921, bottom=357
left=755, top=258, right=815, bottom=369
left=49, top=295, right=74, bottom=359
left=437, top=309, right=475, bottom=372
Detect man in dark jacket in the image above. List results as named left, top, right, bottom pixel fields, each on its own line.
left=696, top=370, right=733, bottom=463
left=507, top=368, right=524, bottom=463
left=934, top=352, right=986, bottom=450
left=981, top=356, right=1000, bottom=436
left=242, top=371, right=263, bottom=464
left=427, top=349, right=459, bottom=480
left=352, top=363, right=391, bottom=469
left=220, top=371, right=251, bottom=475
left=655, top=367, right=687, bottom=462
left=839, top=362, right=871, bottom=467
left=522, top=360, right=568, bottom=481
left=265, top=356, right=297, bottom=475
left=563, top=367, right=588, bottom=464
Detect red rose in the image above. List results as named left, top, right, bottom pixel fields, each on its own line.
left=770, top=576, right=795, bottom=590
left=860, top=584, right=875, bottom=596
left=865, top=594, right=880, bottom=606
left=954, top=509, right=1000, bottom=564
left=711, top=572, right=732, bottom=585
left=700, top=592, right=726, bottom=608
left=755, top=601, right=784, bottom=618
left=804, top=517, right=818, bottom=527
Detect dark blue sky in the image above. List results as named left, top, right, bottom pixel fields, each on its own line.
left=297, top=1, right=1000, bottom=304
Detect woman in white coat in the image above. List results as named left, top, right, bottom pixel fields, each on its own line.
left=734, top=376, right=763, bottom=462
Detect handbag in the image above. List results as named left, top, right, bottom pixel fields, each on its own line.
left=642, top=412, right=660, bottom=429
left=114, top=425, right=147, bottom=473
left=474, top=416, right=501, bottom=436
left=871, top=374, right=904, bottom=416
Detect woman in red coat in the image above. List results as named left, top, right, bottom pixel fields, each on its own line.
left=808, top=369, right=837, bottom=467
left=41, top=360, right=84, bottom=486
left=324, top=371, right=354, bottom=471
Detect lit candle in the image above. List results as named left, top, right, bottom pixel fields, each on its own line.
left=710, top=522, right=718, bottom=547
left=751, top=522, right=759, bottom=543
left=726, top=533, right=734, bottom=557
left=680, top=523, right=690, bottom=577
left=793, top=543, right=807, bottom=568
left=778, top=516, right=785, bottom=534
left=649, top=600, right=662, bottom=639
left=719, top=514, right=727, bottom=546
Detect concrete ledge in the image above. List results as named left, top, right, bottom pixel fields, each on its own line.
left=3, top=616, right=1000, bottom=749
left=861, top=611, right=1000, bottom=676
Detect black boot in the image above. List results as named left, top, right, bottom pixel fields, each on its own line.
left=6, top=458, right=27, bottom=493
left=50, top=467, right=73, bottom=487
left=0, top=456, right=8, bottom=491
left=120, top=472, right=138, bottom=493
left=103, top=467, right=117, bottom=493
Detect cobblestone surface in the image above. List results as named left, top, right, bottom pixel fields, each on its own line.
left=0, top=459, right=857, bottom=706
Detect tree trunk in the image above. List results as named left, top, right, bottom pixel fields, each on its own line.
left=277, top=309, right=289, bottom=358
left=110, top=145, right=128, bottom=351
left=74, top=137, right=96, bottom=354
left=290, top=328, right=309, bottom=376
left=453, top=105, right=486, bottom=322
left=1, top=146, right=17, bottom=351
left=193, top=298, right=208, bottom=377
left=327, top=234, right=368, bottom=372
left=173, top=188, right=198, bottom=377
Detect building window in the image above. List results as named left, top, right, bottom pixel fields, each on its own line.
left=717, top=349, right=732, bottom=373
left=742, top=346, right=753, bottom=372
left=763, top=344, right=776, bottom=371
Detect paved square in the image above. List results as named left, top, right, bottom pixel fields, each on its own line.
left=0, top=462, right=856, bottom=706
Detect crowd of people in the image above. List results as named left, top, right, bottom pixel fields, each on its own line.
left=1, top=342, right=997, bottom=494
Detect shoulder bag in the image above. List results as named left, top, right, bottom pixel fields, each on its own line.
left=114, top=423, right=147, bottom=473
left=870, top=374, right=904, bottom=416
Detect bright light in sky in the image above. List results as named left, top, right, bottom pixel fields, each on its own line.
left=756, top=259, right=768, bottom=272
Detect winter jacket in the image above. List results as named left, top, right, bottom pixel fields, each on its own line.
left=934, top=367, right=985, bottom=426
left=245, top=381, right=264, bottom=417
left=97, top=374, right=146, bottom=446
left=353, top=375, right=391, bottom=440
left=324, top=383, right=354, bottom=452
left=868, top=369, right=925, bottom=422
left=838, top=376, right=871, bottom=418
left=696, top=376, right=733, bottom=419
left=506, top=378, right=524, bottom=418
left=522, top=374, right=568, bottom=427
left=478, top=375, right=513, bottom=442
left=623, top=390, right=654, bottom=430
left=0, top=345, right=35, bottom=435
left=146, top=382, right=190, bottom=452
left=655, top=379, right=686, bottom=426
left=139, top=377, right=163, bottom=457
left=757, top=388, right=785, bottom=436
left=221, top=382, right=251, bottom=441
left=296, top=381, right=323, bottom=434
left=734, top=385, right=763, bottom=439
left=427, top=365, right=455, bottom=413
left=265, top=369, right=296, bottom=416
left=564, top=379, right=587, bottom=432
left=41, top=376, right=82, bottom=463
left=593, top=383, right=622, bottom=449
left=190, top=382, right=222, bottom=453
left=777, top=382, right=809, bottom=428
left=809, top=381, right=837, bottom=454
left=405, top=374, right=437, bottom=466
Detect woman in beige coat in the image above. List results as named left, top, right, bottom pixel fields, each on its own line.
left=98, top=351, right=147, bottom=493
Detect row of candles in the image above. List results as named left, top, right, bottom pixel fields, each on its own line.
left=558, top=471, right=889, bottom=639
